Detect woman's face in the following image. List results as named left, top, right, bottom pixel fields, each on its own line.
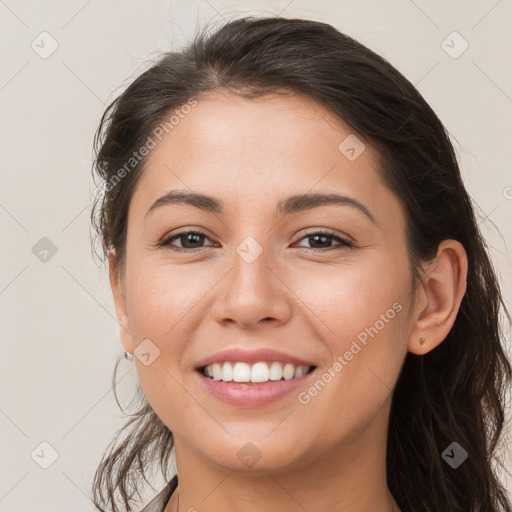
left=112, top=90, right=416, bottom=474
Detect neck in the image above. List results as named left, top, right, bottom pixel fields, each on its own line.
left=170, top=485, right=400, bottom=512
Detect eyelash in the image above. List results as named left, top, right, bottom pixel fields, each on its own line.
left=157, top=230, right=354, bottom=252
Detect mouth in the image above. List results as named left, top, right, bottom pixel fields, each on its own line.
left=196, top=361, right=317, bottom=385
left=195, top=361, right=318, bottom=406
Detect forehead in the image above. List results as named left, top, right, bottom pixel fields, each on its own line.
left=146, top=89, right=368, bottom=171
left=129, top=89, right=398, bottom=223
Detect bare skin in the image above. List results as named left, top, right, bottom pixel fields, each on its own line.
left=109, top=89, right=468, bottom=512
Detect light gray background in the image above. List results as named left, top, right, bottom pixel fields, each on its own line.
left=0, top=0, right=511, bottom=510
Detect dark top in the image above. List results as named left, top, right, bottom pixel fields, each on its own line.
left=139, top=474, right=178, bottom=512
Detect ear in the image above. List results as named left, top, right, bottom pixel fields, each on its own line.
left=108, top=249, right=135, bottom=354
left=408, top=239, right=468, bottom=355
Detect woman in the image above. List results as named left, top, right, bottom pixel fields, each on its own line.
left=89, top=16, right=512, bottom=512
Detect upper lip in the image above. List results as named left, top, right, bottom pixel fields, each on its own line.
left=194, top=347, right=317, bottom=370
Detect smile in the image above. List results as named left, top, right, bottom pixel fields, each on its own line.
left=201, top=361, right=315, bottom=384
left=196, top=362, right=318, bottom=406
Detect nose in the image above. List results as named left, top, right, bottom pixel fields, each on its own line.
left=211, top=245, right=293, bottom=329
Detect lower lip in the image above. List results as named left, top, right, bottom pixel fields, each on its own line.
left=196, top=368, right=316, bottom=406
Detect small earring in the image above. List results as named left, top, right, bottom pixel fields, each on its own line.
left=419, top=337, right=426, bottom=346
left=124, top=351, right=134, bottom=361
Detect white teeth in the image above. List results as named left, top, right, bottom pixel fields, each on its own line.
left=232, top=362, right=252, bottom=382
left=212, top=363, right=222, bottom=381
left=221, top=362, right=233, bottom=382
left=247, top=362, right=268, bottom=382
left=269, top=362, right=284, bottom=381
left=294, top=365, right=307, bottom=378
left=202, top=361, right=313, bottom=383
left=283, top=363, right=296, bottom=380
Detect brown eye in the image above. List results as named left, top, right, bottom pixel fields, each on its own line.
left=157, top=230, right=353, bottom=252
left=294, top=231, right=353, bottom=250
left=159, top=231, right=214, bottom=251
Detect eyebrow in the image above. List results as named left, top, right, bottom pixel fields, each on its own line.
left=145, top=190, right=378, bottom=225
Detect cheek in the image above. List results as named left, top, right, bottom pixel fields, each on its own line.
left=291, top=255, right=409, bottom=416
left=291, top=251, right=407, bottom=338
left=125, top=261, right=212, bottom=342
left=124, top=260, right=226, bottom=412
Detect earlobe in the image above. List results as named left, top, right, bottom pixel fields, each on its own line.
left=408, top=240, right=468, bottom=356
left=108, top=249, right=135, bottom=354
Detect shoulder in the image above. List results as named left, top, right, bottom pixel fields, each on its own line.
left=139, top=474, right=178, bottom=512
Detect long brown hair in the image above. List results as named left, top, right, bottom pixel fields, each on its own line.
left=90, top=16, right=512, bottom=512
